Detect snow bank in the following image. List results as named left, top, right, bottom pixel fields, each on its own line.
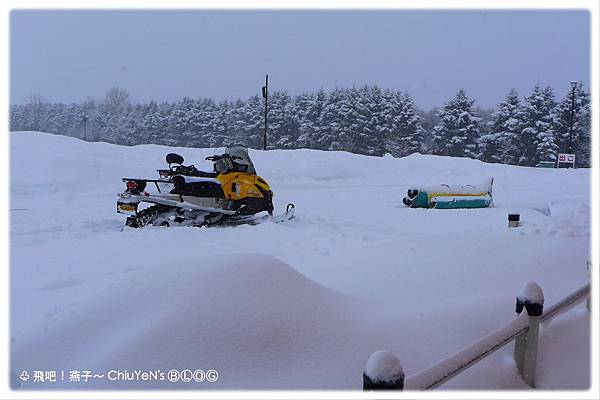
left=12, top=253, right=364, bottom=389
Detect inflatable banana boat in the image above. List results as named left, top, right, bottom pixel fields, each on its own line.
left=403, top=178, right=494, bottom=209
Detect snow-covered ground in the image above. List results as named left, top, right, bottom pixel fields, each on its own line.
left=10, top=131, right=591, bottom=390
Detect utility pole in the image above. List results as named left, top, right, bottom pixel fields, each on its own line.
left=83, top=114, right=88, bottom=141
left=262, top=74, right=269, bottom=150
left=565, top=81, right=578, bottom=169
left=567, top=81, right=578, bottom=156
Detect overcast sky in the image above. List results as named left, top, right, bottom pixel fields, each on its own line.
left=10, top=10, right=590, bottom=109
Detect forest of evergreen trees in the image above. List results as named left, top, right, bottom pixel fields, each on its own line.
left=9, top=82, right=591, bottom=167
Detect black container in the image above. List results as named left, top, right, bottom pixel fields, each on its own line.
left=508, top=213, right=520, bottom=228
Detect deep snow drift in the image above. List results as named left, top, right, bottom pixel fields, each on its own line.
left=10, top=132, right=591, bottom=390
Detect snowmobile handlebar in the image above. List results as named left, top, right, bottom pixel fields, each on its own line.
left=205, top=154, right=243, bottom=162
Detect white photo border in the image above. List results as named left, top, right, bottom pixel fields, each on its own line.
left=1, top=1, right=597, bottom=399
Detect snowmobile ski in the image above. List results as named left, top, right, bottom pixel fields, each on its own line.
left=223, top=203, right=296, bottom=226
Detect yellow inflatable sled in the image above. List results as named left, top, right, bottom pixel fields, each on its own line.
left=403, top=178, right=494, bottom=209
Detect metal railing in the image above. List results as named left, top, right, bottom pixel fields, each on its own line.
left=363, top=274, right=591, bottom=391
left=541, top=284, right=590, bottom=324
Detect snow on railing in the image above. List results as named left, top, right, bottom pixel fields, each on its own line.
left=363, top=272, right=591, bottom=391
left=541, top=284, right=591, bottom=325
left=404, top=313, right=530, bottom=390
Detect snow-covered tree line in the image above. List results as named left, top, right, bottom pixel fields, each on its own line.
left=477, top=83, right=591, bottom=167
left=10, top=83, right=591, bottom=166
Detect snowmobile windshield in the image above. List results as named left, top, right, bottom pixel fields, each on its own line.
left=218, top=146, right=256, bottom=174
left=214, top=157, right=234, bottom=173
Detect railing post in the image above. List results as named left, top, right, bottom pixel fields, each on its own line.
left=514, top=281, right=544, bottom=387
left=363, top=350, right=404, bottom=390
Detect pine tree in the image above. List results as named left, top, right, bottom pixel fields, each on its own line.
left=209, top=101, right=235, bottom=147
left=519, top=85, right=559, bottom=166
left=362, top=85, right=387, bottom=156
left=9, top=105, right=26, bottom=131
left=97, top=87, right=132, bottom=145
left=239, top=95, right=263, bottom=149
left=226, top=99, right=247, bottom=147
left=554, top=82, right=591, bottom=167
left=384, top=91, right=424, bottom=157
left=295, top=90, right=326, bottom=149
left=22, top=94, right=50, bottom=132
left=574, top=88, right=592, bottom=167
left=341, top=86, right=386, bottom=156
left=420, top=108, right=439, bottom=154
left=319, top=88, right=351, bottom=151
left=432, top=89, right=481, bottom=158
left=479, top=89, right=522, bottom=164
left=267, top=91, right=298, bottom=149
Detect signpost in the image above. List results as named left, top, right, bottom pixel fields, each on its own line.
left=262, top=75, right=268, bottom=151
left=557, top=153, right=576, bottom=168
left=82, top=114, right=88, bottom=141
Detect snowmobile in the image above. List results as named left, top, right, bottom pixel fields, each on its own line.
left=117, top=146, right=295, bottom=228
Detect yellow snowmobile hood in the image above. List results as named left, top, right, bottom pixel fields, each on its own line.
left=216, top=172, right=272, bottom=201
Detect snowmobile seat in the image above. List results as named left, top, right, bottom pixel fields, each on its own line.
left=171, top=175, right=225, bottom=198
left=166, top=153, right=185, bottom=166
left=171, top=164, right=219, bottom=178
left=193, top=170, right=219, bottom=178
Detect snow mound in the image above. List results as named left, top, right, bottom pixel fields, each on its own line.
left=12, top=253, right=361, bottom=389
